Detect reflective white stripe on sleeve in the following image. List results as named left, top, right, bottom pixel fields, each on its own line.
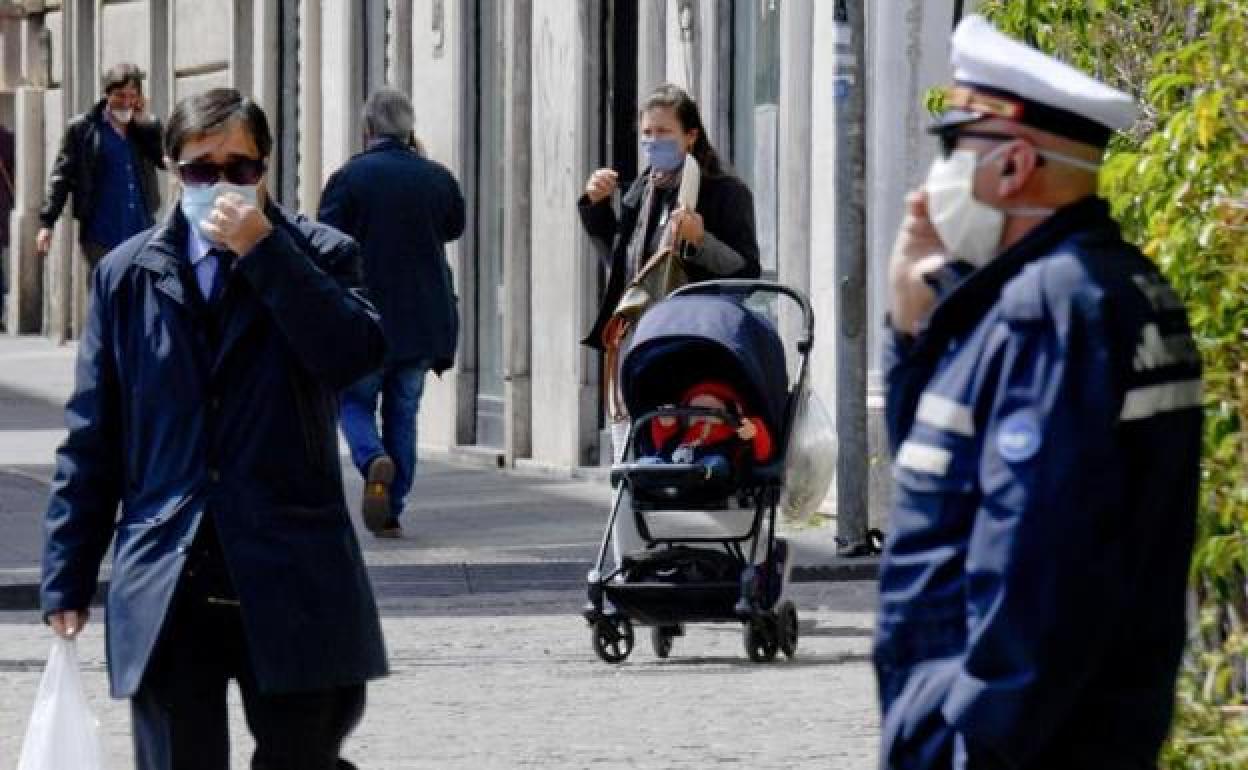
left=916, top=393, right=975, bottom=437
left=1119, top=379, right=1203, bottom=421
left=896, top=441, right=953, bottom=476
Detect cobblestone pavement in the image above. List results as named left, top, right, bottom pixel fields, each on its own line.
left=0, top=583, right=880, bottom=769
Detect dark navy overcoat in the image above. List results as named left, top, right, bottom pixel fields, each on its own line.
left=41, top=202, right=389, bottom=699
left=317, top=138, right=465, bottom=373
left=876, top=197, right=1202, bottom=769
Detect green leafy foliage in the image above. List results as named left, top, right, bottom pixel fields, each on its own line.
left=977, top=2, right=1247, bottom=766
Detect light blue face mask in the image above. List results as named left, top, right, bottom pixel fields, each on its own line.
left=181, top=183, right=259, bottom=242
left=640, top=137, right=686, bottom=173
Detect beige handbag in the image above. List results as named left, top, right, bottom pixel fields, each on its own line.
left=610, top=159, right=701, bottom=322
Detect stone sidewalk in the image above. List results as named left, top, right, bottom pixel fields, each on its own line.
left=0, top=334, right=876, bottom=610
left=0, top=335, right=883, bottom=768
left=0, top=582, right=881, bottom=769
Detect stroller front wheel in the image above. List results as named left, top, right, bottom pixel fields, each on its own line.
left=777, top=601, right=799, bottom=659
left=592, top=616, right=635, bottom=664
left=744, top=617, right=779, bottom=662
left=651, top=625, right=682, bottom=659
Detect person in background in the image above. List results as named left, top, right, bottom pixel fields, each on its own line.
left=36, top=62, right=165, bottom=267
left=876, top=16, right=1202, bottom=769
left=41, top=88, right=387, bottom=770
left=319, top=87, right=465, bottom=539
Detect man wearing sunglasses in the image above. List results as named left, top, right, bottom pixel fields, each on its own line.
left=37, top=63, right=165, bottom=266
left=876, top=15, right=1202, bottom=770
left=39, top=88, right=387, bottom=769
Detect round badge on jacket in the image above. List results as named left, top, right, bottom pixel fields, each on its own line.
left=996, top=410, right=1042, bottom=463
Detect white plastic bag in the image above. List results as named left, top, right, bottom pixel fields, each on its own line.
left=16, top=638, right=105, bottom=770
left=779, top=387, right=837, bottom=529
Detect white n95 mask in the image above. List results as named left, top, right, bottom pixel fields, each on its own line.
left=926, top=142, right=1087, bottom=268
left=924, top=147, right=1008, bottom=268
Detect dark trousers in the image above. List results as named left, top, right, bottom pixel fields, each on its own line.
left=131, top=537, right=365, bottom=770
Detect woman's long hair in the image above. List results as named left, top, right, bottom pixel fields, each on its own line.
left=641, top=83, right=724, bottom=178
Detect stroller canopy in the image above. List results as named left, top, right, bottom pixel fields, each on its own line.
left=620, top=294, right=789, bottom=435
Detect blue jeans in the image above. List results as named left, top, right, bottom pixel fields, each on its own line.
left=339, top=362, right=429, bottom=520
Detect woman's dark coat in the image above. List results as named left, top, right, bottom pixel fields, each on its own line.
left=578, top=168, right=761, bottom=350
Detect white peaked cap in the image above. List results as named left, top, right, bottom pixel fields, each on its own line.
left=937, top=14, right=1137, bottom=146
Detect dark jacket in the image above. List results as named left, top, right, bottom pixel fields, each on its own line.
left=41, top=202, right=389, bottom=699
left=875, top=197, right=1202, bottom=769
left=318, top=138, right=465, bottom=372
left=578, top=168, right=760, bottom=350
left=39, top=100, right=164, bottom=234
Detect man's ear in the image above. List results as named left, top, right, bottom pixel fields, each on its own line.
left=997, top=141, right=1038, bottom=198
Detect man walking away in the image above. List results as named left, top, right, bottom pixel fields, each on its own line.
left=41, top=87, right=388, bottom=769
left=319, top=87, right=466, bottom=539
left=36, top=62, right=165, bottom=266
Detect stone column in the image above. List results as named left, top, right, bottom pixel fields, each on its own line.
left=230, top=0, right=253, bottom=95
left=6, top=85, right=44, bottom=333
left=501, top=0, right=532, bottom=463
left=864, top=0, right=957, bottom=527
left=777, top=0, right=812, bottom=346
left=636, top=0, right=665, bottom=101
left=297, top=0, right=322, bottom=214
left=319, top=0, right=358, bottom=183
left=250, top=0, right=278, bottom=185
left=389, top=0, right=413, bottom=95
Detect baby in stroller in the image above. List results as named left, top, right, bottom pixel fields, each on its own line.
left=639, top=380, right=775, bottom=493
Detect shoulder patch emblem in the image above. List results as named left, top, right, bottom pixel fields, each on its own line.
left=997, top=410, right=1042, bottom=463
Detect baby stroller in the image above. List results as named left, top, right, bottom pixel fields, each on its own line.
left=584, top=280, right=814, bottom=664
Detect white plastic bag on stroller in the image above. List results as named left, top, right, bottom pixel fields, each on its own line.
left=779, top=386, right=837, bottom=530
left=16, top=638, right=106, bottom=770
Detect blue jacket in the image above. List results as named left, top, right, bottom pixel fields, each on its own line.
left=318, top=139, right=465, bottom=373
left=876, top=197, right=1202, bottom=770
left=41, top=203, right=390, bottom=699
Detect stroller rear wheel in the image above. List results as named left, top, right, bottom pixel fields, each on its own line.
left=777, top=601, right=799, bottom=659
left=744, top=617, right=779, bottom=662
left=592, top=616, right=635, bottom=664
left=651, top=625, right=683, bottom=659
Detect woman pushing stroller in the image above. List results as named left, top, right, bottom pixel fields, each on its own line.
left=577, top=82, right=760, bottom=360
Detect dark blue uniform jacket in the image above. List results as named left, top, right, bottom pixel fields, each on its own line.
left=876, top=197, right=1202, bottom=770
left=41, top=203, right=390, bottom=699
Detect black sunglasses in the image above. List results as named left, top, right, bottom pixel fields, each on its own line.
left=936, top=129, right=1025, bottom=160
left=177, top=157, right=267, bottom=186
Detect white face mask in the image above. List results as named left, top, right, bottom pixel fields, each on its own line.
left=110, top=108, right=134, bottom=125
left=925, top=147, right=1007, bottom=268
left=925, top=142, right=1097, bottom=268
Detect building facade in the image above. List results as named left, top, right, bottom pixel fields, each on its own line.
left=2, top=0, right=972, bottom=526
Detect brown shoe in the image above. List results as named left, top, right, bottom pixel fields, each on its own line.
left=374, top=517, right=403, bottom=539
left=361, top=455, right=395, bottom=533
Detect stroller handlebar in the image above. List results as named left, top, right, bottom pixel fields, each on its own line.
left=669, top=280, right=815, bottom=353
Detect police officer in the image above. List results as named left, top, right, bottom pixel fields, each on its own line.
left=876, top=15, right=1202, bottom=770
